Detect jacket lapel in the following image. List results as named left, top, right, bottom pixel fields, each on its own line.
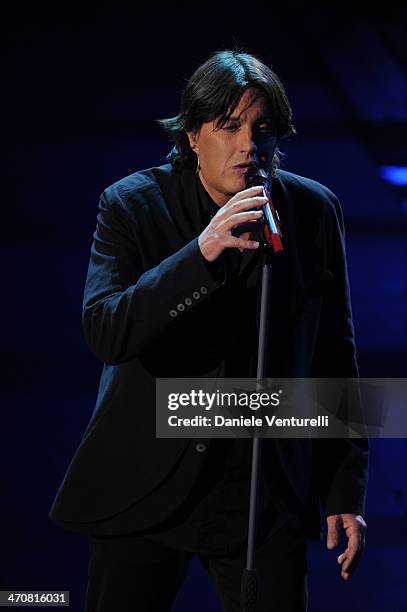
left=152, top=162, right=204, bottom=245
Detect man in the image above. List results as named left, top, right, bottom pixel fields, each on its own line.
left=49, top=50, right=369, bottom=611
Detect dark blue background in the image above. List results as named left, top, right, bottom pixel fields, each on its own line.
left=4, top=3, right=407, bottom=610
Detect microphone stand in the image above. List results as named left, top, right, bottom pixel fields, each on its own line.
left=239, top=163, right=283, bottom=611
left=240, top=238, right=274, bottom=612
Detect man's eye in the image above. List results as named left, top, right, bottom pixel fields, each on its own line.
left=258, top=124, right=273, bottom=133
left=224, top=124, right=239, bottom=131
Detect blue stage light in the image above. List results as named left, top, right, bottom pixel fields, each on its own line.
left=380, top=166, right=407, bottom=186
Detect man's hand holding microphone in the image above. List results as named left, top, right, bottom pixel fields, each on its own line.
left=198, top=185, right=267, bottom=262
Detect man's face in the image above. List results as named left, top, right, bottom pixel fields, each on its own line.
left=186, top=87, right=278, bottom=206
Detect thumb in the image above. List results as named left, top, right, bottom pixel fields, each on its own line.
left=326, top=517, right=341, bottom=550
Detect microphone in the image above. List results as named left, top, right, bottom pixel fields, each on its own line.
left=245, top=167, right=284, bottom=255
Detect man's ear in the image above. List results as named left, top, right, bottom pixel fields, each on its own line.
left=186, top=129, right=199, bottom=155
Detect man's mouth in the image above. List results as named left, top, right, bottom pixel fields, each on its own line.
left=233, top=162, right=256, bottom=169
left=232, top=162, right=256, bottom=174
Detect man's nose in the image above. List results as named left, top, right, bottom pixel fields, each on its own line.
left=238, top=126, right=257, bottom=153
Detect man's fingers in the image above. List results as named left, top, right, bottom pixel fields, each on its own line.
left=238, top=232, right=251, bottom=252
left=219, top=194, right=267, bottom=219
left=327, top=534, right=339, bottom=549
left=337, top=551, right=348, bottom=563
left=222, top=209, right=263, bottom=231
left=326, top=515, right=367, bottom=581
left=326, top=524, right=340, bottom=549
left=227, top=185, right=264, bottom=206
left=337, top=530, right=365, bottom=578
left=222, top=235, right=260, bottom=251
left=326, top=514, right=343, bottom=549
left=232, top=195, right=268, bottom=212
left=337, top=551, right=355, bottom=580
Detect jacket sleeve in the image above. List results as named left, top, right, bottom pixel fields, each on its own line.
left=82, top=189, right=225, bottom=365
left=311, top=194, right=369, bottom=519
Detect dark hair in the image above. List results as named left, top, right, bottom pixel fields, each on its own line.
left=156, top=49, right=296, bottom=175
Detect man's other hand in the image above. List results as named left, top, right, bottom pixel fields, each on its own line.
left=326, top=513, right=367, bottom=580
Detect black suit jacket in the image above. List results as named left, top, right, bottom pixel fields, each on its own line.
left=49, top=161, right=369, bottom=539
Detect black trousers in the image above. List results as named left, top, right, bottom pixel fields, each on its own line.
left=84, top=521, right=308, bottom=612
